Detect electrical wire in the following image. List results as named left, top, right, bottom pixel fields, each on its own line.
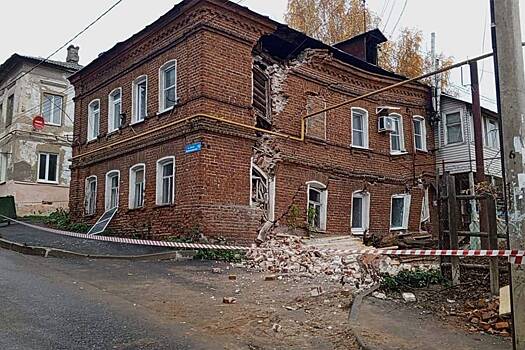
left=389, top=0, right=408, bottom=38
left=382, top=0, right=396, bottom=33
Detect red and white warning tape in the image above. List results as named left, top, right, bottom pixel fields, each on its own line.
left=1, top=215, right=524, bottom=265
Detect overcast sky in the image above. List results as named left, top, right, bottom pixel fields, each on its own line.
left=2, top=0, right=525, bottom=111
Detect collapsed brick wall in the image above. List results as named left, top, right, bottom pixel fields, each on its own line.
left=69, top=0, right=437, bottom=244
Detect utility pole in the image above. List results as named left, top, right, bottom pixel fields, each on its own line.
left=470, top=61, right=490, bottom=250
left=490, top=0, right=525, bottom=348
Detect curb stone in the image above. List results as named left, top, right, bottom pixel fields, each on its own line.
left=0, top=237, right=196, bottom=261
left=348, top=284, right=381, bottom=350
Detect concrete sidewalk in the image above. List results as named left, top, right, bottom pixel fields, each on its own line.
left=0, top=221, right=177, bottom=257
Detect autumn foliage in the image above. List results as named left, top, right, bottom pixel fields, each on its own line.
left=285, top=0, right=453, bottom=89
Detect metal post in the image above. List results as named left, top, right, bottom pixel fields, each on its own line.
left=470, top=61, right=489, bottom=249
left=447, top=174, right=460, bottom=286
left=491, top=0, right=525, bottom=347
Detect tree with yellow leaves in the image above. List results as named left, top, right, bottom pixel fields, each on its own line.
left=285, top=0, right=453, bottom=89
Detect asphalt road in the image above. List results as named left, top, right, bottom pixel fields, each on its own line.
left=0, top=249, right=215, bottom=350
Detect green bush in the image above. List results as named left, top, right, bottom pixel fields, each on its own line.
left=381, top=268, right=447, bottom=291
left=193, top=249, right=245, bottom=263
left=45, top=209, right=90, bottom=233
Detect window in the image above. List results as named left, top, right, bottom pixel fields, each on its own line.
left=156, top=157, right=175, bottom=205
left=390, top=194, right=411, bottom=230
left=307, top=181, right=328, bottom=232
left=485, top=118, right=499, bottom=149
left=351, top=108, right=369, bottom=148
left=6, top=94, right=14, bottom=127
left=0, top=103, right=4, bottom=123
left=445, top=111, right=463, bottom=144
left=390, top=114, right=405, bottom=153
left=38, top=153, right=59, bottom=183
left=420, top=188, right=430, bottom=230
left=108, top=88, right=122, bottom=133
left=42, top=93, right=63, bottom=126
left=0, top=153, right=7, bottom=183
left=133, top=76, right=147, bottom=123
left=105, top=170, right=120, bottom=210
left=250, top=162, right=275, bottom=221
left=413, top=116, right=427, bottom=151
left=129, top=164, right=145, bottom=209
left=351, top=191, right=370, bottom=235
left=87, top=100, right=100, bottom=141
left=252, top=65, right=271, bottom=129
left=305, top=95, right=327, bottom=140
left=85, top=176, right=97, bottom=215
left=159, top=61, right=177, bottom=112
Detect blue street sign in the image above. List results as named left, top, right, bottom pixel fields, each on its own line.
left=185, top=142, right=202, bottom=154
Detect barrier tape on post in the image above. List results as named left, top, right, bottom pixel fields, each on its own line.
left=1, top=215, right=524, bottom=265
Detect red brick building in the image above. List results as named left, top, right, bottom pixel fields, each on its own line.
left=68, top=0, right=436, bottom=244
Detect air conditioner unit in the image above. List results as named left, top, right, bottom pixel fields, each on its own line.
left=378, top=116, right=396, bottom=133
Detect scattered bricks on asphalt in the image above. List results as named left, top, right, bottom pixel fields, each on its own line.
left=495, top=321, right=510, bottom=330
left=310, top=286, right=323, bottom=297
left=212, top=268, right=222, bottom=274
left=402, top=292, right=416, bottom=302
left=228, top=275, right=237, bottom=280
left=264, top=275, right=276, bottom=281
left=223, top=297, right=237, bottom=304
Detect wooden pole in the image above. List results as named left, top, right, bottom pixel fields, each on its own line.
left=447, top=174, right=460, bottom=286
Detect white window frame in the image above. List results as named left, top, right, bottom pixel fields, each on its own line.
left=87, top=99, right=100, bottom=141
left=390, top=194, right=411, bottom=230
left=129, top=163, right=146, bottom=209
left=42, top=93, right=63, bottom=126
left=351, top=107, right=369, bottom=149
left=156, top=156, right=175, bottom=205
left=85, top=175, right=97, bottom=215
left=484, top=117, right=499, bottom=149
left=37, top=152, right=59, bottom=184
left=105, top=170, right=120, bottom=210
left=413, top=115, right=427, bottom=152
left=351, top=190, right=370, bottom=235
left=158, top=60, right=178, bottom=113
left=306, top=181, right=328, bottom=232
left=443, top=110, right=464, bottom=145
left=389, top=113, right=406, bottom=154
left=0, top=153, right=7, bottom=183
left=132, top=75, right=148, bottom=124
left=420, top=188, right=430, bottom=230
left=108, top=87, right=122, bottom=133
left=249, top=161, right=275, bottom=221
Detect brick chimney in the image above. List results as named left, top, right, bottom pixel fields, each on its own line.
left=66, top=45, right=80, bottom=64
left=333, top=29, right=387, bottom=66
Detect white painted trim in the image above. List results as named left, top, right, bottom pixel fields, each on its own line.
left=128, top=163, right=146, bottom=209
left=306, top=180, right=328, bottom=232
left=389, top=113, right=405, bottom=154
left=84, top=175, right=97, bottom=215
left=390, top=193, right=411, bottom=230
left=108, top=87, right=122, bottom=133
left=37, top=152, right=59, bottom=184
left=41, top=92, right=63, bottom=127
left=132, top=75, right=148, bottom=123
left=156, top=156, right=175, bottom=205
left=443, top=109, right=464, bottom=145
left=87, top=99, right=100, bottom=141
left=351, top=190, right=370, bottom=235
left=412, top=115, right=427, bottom=152
left=351, top=107, right=369, bottom=149
left=158, top=60, right=178, bottom=113
left=104, top=170, right=120, bottom=211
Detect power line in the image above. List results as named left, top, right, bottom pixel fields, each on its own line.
left=389, top=0, right=408, bottom=38
left=382, top=0, right=396, bottom=33
left=9, top=0, right=123, bottom=88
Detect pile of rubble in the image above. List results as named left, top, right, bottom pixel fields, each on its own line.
left=243, top=233, right=432, bottom=292
left=465, top=297, right=511, bottom=336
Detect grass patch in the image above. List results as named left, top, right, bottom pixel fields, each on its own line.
left=381, top=268, right=447, bottom=291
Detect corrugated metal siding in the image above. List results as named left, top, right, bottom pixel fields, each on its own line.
left=436, top=96, right=501, bottom=178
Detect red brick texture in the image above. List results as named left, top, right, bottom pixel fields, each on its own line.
left=68, top=0, right=437, bottom=244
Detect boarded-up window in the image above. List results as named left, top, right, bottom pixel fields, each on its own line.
left=6, top=95, right=14, bottom=127
left=252, top=66, right=271, bottom=129
left=306, top=95, right=326, bottom=140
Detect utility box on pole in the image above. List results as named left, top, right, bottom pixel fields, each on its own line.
left=491, top=0, right=525, bottom=348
